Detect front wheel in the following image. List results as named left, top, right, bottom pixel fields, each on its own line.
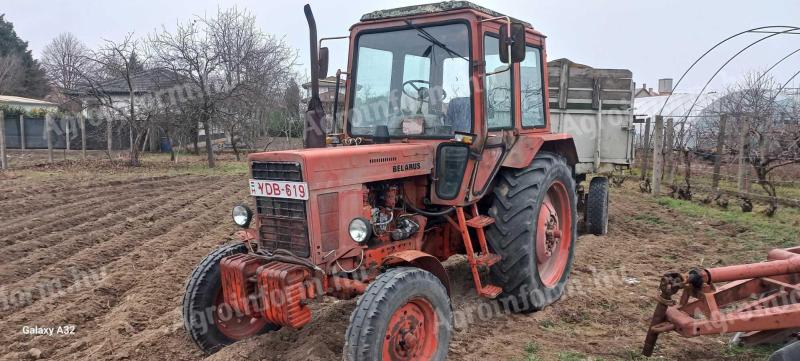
left=487, top=151, right=577, bottom=312
left=182, top=243, right=278, bottom=354
left=344, top=267, right=452, bottom=361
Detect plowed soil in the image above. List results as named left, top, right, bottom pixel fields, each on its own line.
left=1, top=159, right=795, bottom=360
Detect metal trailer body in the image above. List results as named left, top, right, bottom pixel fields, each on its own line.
left=547, top=58, right=635, bottom=175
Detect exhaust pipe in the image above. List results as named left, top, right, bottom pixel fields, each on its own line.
left=303, top=4, right=326, bottom=149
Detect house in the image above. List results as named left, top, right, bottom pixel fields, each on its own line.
left=634, top=78, right=673, bottom=98
left=302, top=76, right=346, bottom=131
left=0, top=95, right=58, bottom=113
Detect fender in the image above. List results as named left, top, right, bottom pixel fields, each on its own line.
left=501, top=133, right=578, bottom=168
left=382, top=250, right=451, bottom=296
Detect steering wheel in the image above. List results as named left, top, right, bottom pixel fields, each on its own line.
left=402, top=80, right=447, bottom=102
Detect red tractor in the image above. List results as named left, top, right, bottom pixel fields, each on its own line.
left=183, top=2, right=595, bottom=360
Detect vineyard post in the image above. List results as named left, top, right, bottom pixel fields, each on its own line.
left=712, top=114, right=727, bottom=190
left=652, top=115, right=664, bottom=196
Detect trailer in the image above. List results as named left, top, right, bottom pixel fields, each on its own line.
left=547, top=58, right=635, bottom=235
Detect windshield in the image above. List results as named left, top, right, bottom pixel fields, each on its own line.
left=349, top=23, right=472, bottom=138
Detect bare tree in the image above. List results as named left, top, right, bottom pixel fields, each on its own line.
left=78, top=34, right=160, bottom=166
left=149, top=7, right=297, bottom=166
left=0, top=54, right=23, bottom=94
left=41, top=33, right=91, bottom=107
left=722, top=72, right=800, bottom=216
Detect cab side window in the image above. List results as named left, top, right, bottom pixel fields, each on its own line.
left=520, top=46, right=545, bottom=127
left=484, top=35, right=512, bottom=129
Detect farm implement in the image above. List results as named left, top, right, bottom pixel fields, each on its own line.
left=643, top=246, right=800, bottom=359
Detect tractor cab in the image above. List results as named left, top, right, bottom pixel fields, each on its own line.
left=304, top=1, right=571, bottom=206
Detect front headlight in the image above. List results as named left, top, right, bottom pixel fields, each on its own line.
left=232, top=204, right=253, bottom=228
left=348, top=217, right=372, bottom=243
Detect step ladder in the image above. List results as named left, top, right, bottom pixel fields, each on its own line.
left=454, top=204, right=502, bottom=299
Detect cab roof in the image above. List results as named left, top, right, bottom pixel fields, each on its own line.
left=360, top=1, right=532, bottom=28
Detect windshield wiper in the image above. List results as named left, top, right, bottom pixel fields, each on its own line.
left=404, top=20, right=467, bottom=61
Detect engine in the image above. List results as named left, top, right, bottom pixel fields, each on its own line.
left=360, top=182, right=421, bottom=244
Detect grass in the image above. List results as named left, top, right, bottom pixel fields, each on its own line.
left=510, top=341, right=543, bottom=361
left=656, top=197, right=798, bottom=250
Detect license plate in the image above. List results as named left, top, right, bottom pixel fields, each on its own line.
left=249, top=179, right=309, bottom=200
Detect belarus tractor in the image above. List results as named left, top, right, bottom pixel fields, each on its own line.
left=183, top=2, right=614, bottom=360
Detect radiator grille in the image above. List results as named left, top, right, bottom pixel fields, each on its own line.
left=251, top=161, right=309, bottom=257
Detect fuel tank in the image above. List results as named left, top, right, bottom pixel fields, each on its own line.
left=247, top=143, right=434, bottom=189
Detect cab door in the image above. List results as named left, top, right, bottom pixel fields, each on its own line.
left=430, top=26, right=517, bottom=206
left=467, top=31, right=517, bottom=200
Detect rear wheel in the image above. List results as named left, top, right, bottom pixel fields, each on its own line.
left=487, top=151, right=577, bottom=312
left=585, top=176, right=609, bottom=235
left=344, top=267, right=452, bottom=361
left=182, top=243, right=277, bottom=354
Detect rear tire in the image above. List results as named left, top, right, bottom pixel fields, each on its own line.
left=344, top=267, right=452, bottom=361
left=486, top=151, right=577, bottom=312
left=585, top=176, right=609, bottom=236
left=182, top=243, right=277, bottom=354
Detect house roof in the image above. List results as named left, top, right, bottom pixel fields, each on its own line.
left=361, top=1, right=531, bottom=27
left=0, top=95, right=57, bottom=107
left=302, top=76, right=345, bottom=90
left=72, top=68, right=187, bottom=96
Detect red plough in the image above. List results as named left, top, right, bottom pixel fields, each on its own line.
left=643, top=246, right=800, bottom=356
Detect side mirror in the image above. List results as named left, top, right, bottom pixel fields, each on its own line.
left=318, top=47, right=329, bottom=79
left=499, top=23, right=526, bottom=64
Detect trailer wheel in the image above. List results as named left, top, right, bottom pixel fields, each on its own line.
left=487, top=151, right=577, bottom=312
left=585, top=176, right=609, bottom=236
left=344, top=267, right=452, bottom=361
left=182, top=243, right=277, bottom=354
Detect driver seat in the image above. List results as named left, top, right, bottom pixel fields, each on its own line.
left=445, top=97, right=471, bottom=133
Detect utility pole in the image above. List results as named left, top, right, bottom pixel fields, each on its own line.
left=640, top=117, right=652, bottom=181
left=651, top=115, right=664, bottom=196
left=712, top=114, right=727, bottom=190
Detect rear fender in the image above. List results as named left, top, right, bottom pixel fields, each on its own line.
left=382, top=250, right=451, bottom=296
left=502, top=134, right=578, bottom=169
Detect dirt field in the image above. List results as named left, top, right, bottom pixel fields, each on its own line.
left=1, top=152, right=798, bottom=361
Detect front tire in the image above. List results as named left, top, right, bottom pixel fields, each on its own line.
left=344, top=267, right=452, bottom=361
left=182, top=243, right=277, bottom=354
left=487, top=151, right=577, bottom=312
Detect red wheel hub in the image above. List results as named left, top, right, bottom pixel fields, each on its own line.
left=383, top=298, right=438, bottom=361
left=213, top=290, right=268, bottom=340
left=535, top=180, right=573, bottom=288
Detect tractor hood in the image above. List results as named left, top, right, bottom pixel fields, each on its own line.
left=247, top=143, right=434, bottom=190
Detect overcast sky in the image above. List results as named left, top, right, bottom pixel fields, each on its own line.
left=3, top=0, right=799, bottom=93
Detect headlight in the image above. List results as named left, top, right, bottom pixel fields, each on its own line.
left=348, top=217, right=372, bottom=243
left=232, top=204, right=253, bottom=228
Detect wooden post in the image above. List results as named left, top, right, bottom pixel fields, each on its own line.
left=106, top=118, right=113, bottom=153
left=19, top=114, right=25, bottom=150
left=712, top=114, right=727, bottom=190
left=80, top=113, right=87, bottom=160
left=640, top=117, right=652, bottom=181
left=664, top=118, right=675, bottom=186
left=0, top=110, right=7, bottom=170
left=737, top=116, right=749, bottom=195
left=45, top=113, right=54, bottom=163
left=65, top=118, right=71, bottom=151
left=651, top=115, right=664, bottom=196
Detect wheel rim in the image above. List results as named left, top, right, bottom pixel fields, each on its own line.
left=382, top=297, right=438, bottom=361
left=535, top=180, right=573, bottom=288
left=213, top=289, right=268, bottom=340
